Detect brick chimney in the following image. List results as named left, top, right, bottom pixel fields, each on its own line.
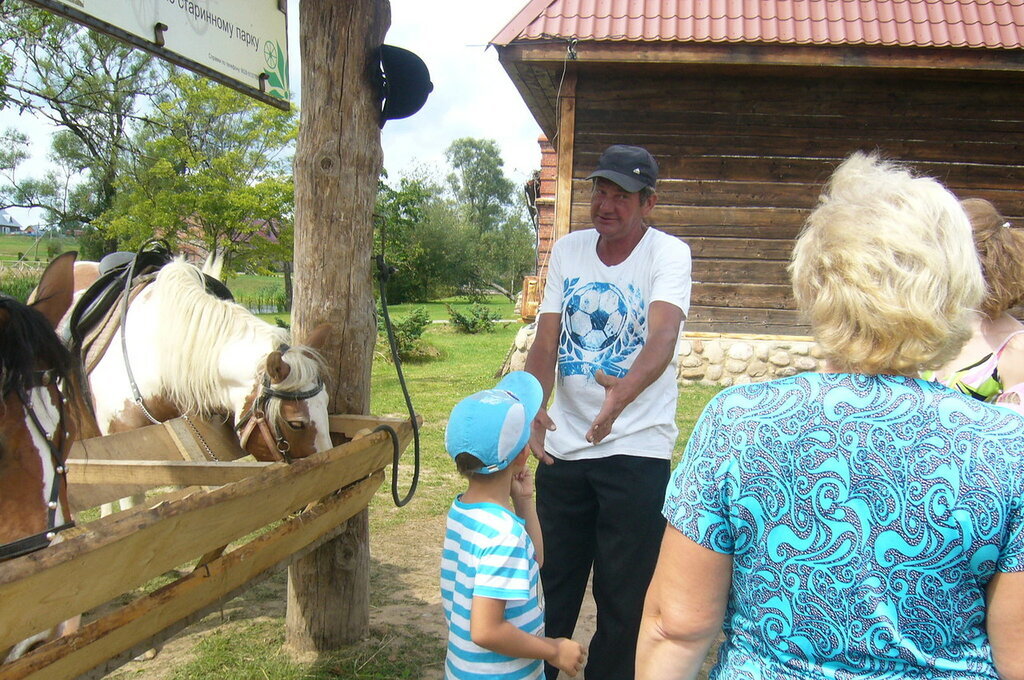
left=535, top=135, right=557, bottom=281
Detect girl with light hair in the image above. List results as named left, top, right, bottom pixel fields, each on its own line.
left=925, top=197, right=1024, bottom=410
left=637, top=152, right=1024, bottom=680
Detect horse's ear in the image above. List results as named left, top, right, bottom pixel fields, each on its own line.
left=302, top=323, right=331, bottom=351
left=28, top=251, right=78, bottom=328
left=266, top=350, right=291, bottom=384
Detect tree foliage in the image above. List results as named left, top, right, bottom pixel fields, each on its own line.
left=376, top=139, right=536, bottom=304
left=375, top=171, right=470, bottom=303
left=98, top=72, right=298, bottom=271
left=0, top=1, right=158, bottom=255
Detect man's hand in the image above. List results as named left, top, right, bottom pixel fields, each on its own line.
left=529, top=407, right=556, bottom=465
left=586, top=370, right=625, bottom=445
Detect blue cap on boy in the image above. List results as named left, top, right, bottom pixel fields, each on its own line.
left=445, top=371, right=543, bottom=474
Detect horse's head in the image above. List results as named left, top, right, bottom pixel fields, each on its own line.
left=236, top=324, right=332, bottom=463
left=0, top=253, right=98, bottom=555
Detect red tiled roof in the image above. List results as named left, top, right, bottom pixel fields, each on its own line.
left=492, top=0, right=1024, bottom=49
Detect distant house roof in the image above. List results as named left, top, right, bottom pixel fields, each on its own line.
left=0, top=210, right=22, bottom=229
left=493, top=0, right=1024, bottom=49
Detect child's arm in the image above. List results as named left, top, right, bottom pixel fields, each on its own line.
left=511, top=466, right=544, bottom=566
left=471, top=596, right=586, bottom=677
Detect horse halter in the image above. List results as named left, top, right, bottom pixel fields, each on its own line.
left=235, top=345, right=325, bottom=464
left=0, top=370, right=74, bottom=561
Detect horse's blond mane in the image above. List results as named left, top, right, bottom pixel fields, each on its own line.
left=151, top=260, right=323, bottom=418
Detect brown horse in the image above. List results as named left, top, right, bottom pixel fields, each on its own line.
left=0, top=252, right=100, bottom=660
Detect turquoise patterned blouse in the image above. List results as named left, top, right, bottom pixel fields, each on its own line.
left=664, top=373, right=1024, bottom=679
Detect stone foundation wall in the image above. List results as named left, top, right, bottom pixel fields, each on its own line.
left=677, top=333, right=825, bottom=386
left=504, top=325, right=826, bottom=386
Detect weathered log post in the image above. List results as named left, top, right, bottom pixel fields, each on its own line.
left=287, top=0, right=390, bottom=652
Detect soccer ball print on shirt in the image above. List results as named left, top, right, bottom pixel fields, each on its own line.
left=559, top=278, right=645, bottom=379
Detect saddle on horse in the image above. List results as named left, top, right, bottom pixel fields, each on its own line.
left=68, top=242, right=233, bottom=373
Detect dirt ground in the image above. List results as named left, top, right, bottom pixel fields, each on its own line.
left=103, top=512, right=721, bottom=679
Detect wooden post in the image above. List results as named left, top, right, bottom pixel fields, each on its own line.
left=288, top=0, right=390, bottom=652
left=554, top=68, right=577, bottom=240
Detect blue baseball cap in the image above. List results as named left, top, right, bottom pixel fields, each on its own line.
left=445, top=371, right=543, bottom=474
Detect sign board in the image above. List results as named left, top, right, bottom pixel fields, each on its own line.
left=25, top=0, right=289, bottom=110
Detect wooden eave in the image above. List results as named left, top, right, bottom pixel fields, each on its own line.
left=496, top=39, right=1024, bottom=138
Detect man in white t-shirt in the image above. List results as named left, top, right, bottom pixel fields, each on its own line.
left=525, top=144, right=692, bottom=679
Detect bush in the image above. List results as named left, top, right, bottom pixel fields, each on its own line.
left=447, top=303, right=499, bottom=334
left=379, top=306, right=433, bottom=361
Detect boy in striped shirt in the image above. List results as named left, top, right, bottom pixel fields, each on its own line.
left=441, top=371, right=587, bottom=679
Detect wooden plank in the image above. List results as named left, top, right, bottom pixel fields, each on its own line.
left=577, top=134, right=1023, bottom=166
left=0, top=425, right=405, bottom=651
left=672, top=236, right=793, bottom=261
left=693, top=282, right=794, bottom=310
left=691, top=258, right=792, bottom=286
left=685, top=304, right=806, bottom=332
left=649, top=179, right=823, bottom=210
left=164, top=419, right=212, bottom=463
left=575, top=73, right=1024, bottom=114
left=2, top=473, right=383, bottom=680
left=67, top=417, right=248, bottom=509
left=669, top=224, right=802, bottom=240
left=555, top=68, right=577, bottom=241
left=649, top=155, right=1024, bottom=193
left=66, top=460, right=272, bottom=488
left=506, top=41, right=1024, bottom=73
left=571, top=204, right=809, bottom=230
left=327, top=414, right=418, bottom=447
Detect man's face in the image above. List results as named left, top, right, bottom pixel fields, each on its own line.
left=590, top=178, right=653, bottom=241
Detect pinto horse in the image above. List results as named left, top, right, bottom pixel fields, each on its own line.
left=79, top=258, right=332, bottom=492
left=0, top=252, right=100, bottom=660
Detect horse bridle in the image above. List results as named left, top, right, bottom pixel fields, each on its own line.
left=235, top=344, right=325, bottom=464
left=0, top=369, right=74, bottom=561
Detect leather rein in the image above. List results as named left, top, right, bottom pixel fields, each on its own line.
left=0, top=369, right=75, bottom=561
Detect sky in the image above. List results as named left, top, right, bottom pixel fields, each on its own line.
left=1, top=0, right=543, bottom=227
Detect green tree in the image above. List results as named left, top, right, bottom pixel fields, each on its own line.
left=99, top=71, right=298, bottom=271
left=444, top=137, right=535, bottom=299
left=445, top=137, right=516, bottom=234
left=374, top=171, right=472, bottom=304
left=0, top=2, right=157, bottom=255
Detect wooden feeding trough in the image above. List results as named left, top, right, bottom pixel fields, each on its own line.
left=0, top=413, right=416, bottom=680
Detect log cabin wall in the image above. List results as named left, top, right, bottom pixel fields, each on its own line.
left=562, top=65, right=1024, bottom=335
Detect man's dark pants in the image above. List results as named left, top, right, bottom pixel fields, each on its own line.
left=536, top=454, right=671, bottom=680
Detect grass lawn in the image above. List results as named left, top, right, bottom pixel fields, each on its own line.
left=0, top=233, right=76, bottom=262
left=383, top=295, right=516, bottom=322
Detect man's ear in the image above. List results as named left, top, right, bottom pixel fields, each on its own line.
left=642, top=191, right=658, bottom=216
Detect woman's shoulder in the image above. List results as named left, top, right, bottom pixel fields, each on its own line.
left=1003, top=328, right=1024, bottom=351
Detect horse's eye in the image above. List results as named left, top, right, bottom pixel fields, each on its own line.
left=285, top=420, right=306, bottom=430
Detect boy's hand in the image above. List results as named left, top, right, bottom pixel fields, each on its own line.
left=551, top=638, right=586, bottom=677
left=511, top=466, right=534, bottom=500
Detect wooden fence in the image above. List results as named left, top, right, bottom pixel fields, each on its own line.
left=0, top=414, right=415, bottom=679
